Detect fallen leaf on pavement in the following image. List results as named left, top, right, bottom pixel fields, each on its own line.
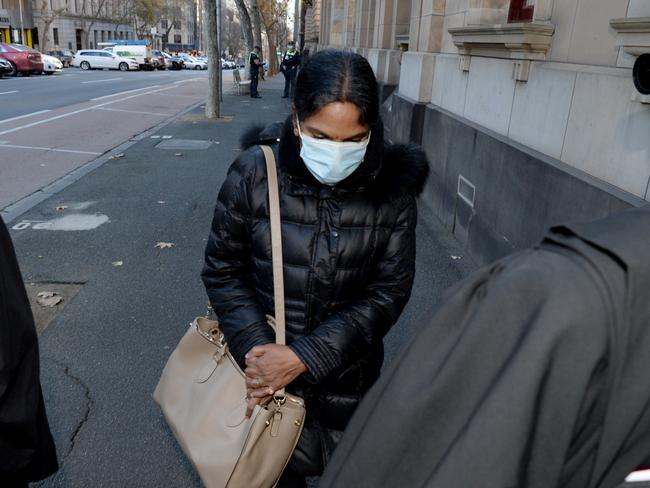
left=56, top=205, right=68, bottom=211
left=155, top=242, right=175, bottom=249
left=112, top=261, right=124, bottom=267
left=36, top=291, right=63, bottom=307
left=115, top=153, right=125, bottom=158
left=157, top=201, right=166, bottom=204
left=175, top=153, right=183, bottom=157
left=450, top=255, right=463, bottom=260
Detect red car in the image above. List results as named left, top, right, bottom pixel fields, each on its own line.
left=0, top=43, right=44, bottom=76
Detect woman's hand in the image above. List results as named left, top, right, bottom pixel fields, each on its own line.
left=243, top=344, right=307, bottom=417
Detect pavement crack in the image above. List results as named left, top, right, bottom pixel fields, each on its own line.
left=47, top=357, right=94, bottom=463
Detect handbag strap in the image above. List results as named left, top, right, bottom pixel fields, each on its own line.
left=260, top=145, right=286, bottom=347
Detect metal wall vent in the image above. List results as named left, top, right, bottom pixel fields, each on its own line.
left=457, top=174, right=476, bottom=208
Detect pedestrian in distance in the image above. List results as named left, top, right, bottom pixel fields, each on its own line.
left=0, top=218, right=58, bottom=487
left=319, top=205, right=650, bottom=488
left=280, top=40, right=300, bottom=99
left=249, top=45, right=263, bottom=99
left=202, top=49, right=429, bottom=487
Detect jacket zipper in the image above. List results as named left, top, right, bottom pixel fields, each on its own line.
left=304, top=195, right=325, bottom=331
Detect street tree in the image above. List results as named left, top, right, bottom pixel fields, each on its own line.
left=37, top=0, right=68, bottom=52
left=82, top=0, right=111, bottom=48
left=258, top=0, right=288, bottom=76
left=131, top=0, right=166, bottom=39
left=202, top=0, right=220, bottom=118
left=250, top=0, right=262, bottom=57
left=232, top=0, right=253, bottom=75
left=112, top=0, right=134, bottom=40
left=161, top=0, right=183, bottom=49
left=223, top=7, right=244, bottom=58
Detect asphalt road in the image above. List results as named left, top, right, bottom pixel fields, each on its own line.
left=6, top=74, right=477, bottom=486
left=0, top=68, right=210, bottom=119
left=0, top=68, right=241, bottom=212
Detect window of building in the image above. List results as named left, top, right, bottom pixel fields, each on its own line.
left=107, top=31, right=112, bottom=40
left=174, top=20, right=181, bottom=30
left=508, top=0, right=534, bottom=23
left=101, top=30, right=105, bottom=42
left=161, top=19, right=168, bottom=29
left=53, top=27, right=59, bottom=45
left=174, top=34, right=181, bottom=44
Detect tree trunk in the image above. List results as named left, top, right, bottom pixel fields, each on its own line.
left=233, top=0, right=253, bottom=76
left=251, top=0, right=262, bottom=56
left=203, top=0, right=220, bottom=118
left=265, top=28, right=277, bottom=76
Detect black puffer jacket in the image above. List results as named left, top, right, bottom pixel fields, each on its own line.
left=202, top=116, right=428, bottom=470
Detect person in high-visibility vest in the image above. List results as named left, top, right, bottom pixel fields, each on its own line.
left=280, top=40, right=301, bottom=99
left=248, top=46, right=262, bottom=99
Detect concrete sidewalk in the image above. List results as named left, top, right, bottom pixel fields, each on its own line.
left=7, top=73, right=475, bottom=486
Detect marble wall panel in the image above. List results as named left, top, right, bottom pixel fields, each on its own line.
left=464, top=56, right=516, bottom=135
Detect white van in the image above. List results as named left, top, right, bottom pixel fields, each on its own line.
left=98, top=41, right=155, bottom=70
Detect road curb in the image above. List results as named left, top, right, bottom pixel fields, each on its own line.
left=1, top=99, right=206, bottom=225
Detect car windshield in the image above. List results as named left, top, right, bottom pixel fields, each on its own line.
left=9, top=43, right=37, bottom=52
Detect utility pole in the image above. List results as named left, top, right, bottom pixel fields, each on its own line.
left=217, top=0, right=222, bottom=101
left=203, top=0, right=220, bottom=117
left=293, top=0, right=300, bottom=45
left=18, top=0, right=25, bottom=44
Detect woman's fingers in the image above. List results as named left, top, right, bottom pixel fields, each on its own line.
left=245, top=396, right=259, bottom=418
left=244, top=394, right=274, bottom=418
left=248, top=386, right=275, bottom=398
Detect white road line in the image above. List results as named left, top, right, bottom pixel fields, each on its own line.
left=0, top=143, right=102, bottom=155
left=0, top=110, right=52, bottom=125
left=0, top=85, right=176, bottom=136
left=0, top=90, right=19, bottom=95
left=167, top=94, right=204, bottom=99
left=96, top=107, right=174, bottom=116
left=82, top=77, right=123, bottom=84
left=173, top=78, right=203, bottom=84
left=91, top=85, right=161, bottom=100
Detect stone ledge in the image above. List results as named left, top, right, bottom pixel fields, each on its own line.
left=448, top=22, right=555, bottom=81
left=610, top=17, right=650, bottom=56
left=448, top=22, right=555, bottom=60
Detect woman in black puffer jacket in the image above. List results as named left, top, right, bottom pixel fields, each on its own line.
left=202, top=49, right=429, bottom=487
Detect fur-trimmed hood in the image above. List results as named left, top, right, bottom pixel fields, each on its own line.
left=239, top=117, right=429, bottom=198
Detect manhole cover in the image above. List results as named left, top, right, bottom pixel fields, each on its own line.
left=155, top=139, right=213, bottom=150
left=24, top=282, right=83, bottom=335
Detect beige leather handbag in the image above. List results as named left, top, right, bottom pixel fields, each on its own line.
left=153, top=145, right=306, bottom=488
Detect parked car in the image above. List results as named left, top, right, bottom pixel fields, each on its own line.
left=151, top=50, right=167, bottom=70
left=72, top=50, right=139, bottom=71
left=0, top=58, right=12, bottom=78
left=221, top=58, right=236, bottom=69
left=48, top=49, right=73, bottom=67
left=162, top=52, right=184, bottom=70
left=180, top=55, right=207, bottom=70
left=100, top=41, right=154, bottom=70
left=41, top=53, right=63, bottom=75
left=0, top=43, right=44, bottom=76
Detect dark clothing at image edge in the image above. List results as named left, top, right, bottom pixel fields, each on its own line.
left=320, top=205, right=650, bottom=488
left=0, top=218, right=58, bottom=483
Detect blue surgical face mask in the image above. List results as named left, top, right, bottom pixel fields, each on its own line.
left=297, top=121, right=371, bottom=186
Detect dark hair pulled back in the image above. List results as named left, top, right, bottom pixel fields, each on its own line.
left=294, top=49, right=379, bottom=127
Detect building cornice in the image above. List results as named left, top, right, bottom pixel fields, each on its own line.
left=448, top=22, right=555, bottom=61
left=609, top=17, right=650, bottom=56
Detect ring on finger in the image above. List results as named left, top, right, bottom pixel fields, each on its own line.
left=254, top=378, right=262, bottom=386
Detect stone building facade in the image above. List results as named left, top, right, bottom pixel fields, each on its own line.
left=316, top=0, right=650, bottom=264
left=157, top=0, right=198, bottom=52
left=1, top=0, right=36, bottom=46
left=31, top=0, right=136, bottom=52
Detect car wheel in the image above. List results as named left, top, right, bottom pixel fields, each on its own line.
left=45, top=71, right=53, bottom=75
left=80, top=61, right=90, bottom=70
left=119, top=62, right=129, bottom=71
left=7, top=61, right=17, bottom=77
left=194, top=65, right=200, bottom=70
